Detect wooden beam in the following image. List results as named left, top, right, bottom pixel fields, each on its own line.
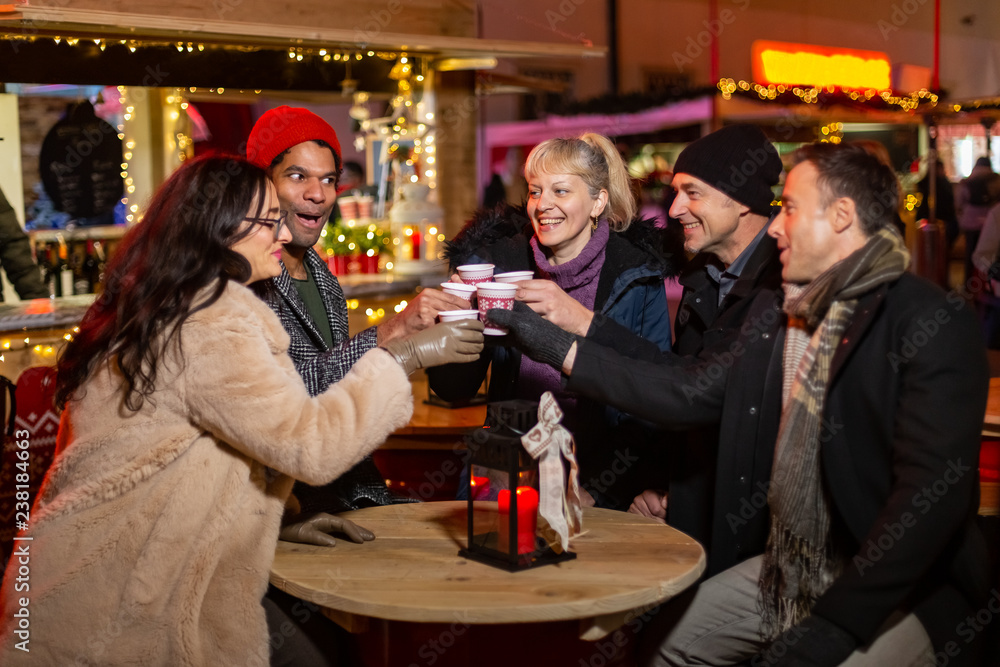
left=0, top=6, right=605, bottom=60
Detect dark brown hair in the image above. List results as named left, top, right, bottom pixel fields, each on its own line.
left=56, top=154, right=269, bottom=410
left=792, top=142, right=900, bottom=236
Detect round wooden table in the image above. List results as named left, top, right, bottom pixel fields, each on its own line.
left=270, top=501, right=705, bottom=657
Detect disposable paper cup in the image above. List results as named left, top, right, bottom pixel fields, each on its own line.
left=339, top=196, right=359, bottom=220
left=456, top=263, right=495, bottom=287
left=440, top=282, right=477, bottom=301
left=438, top=309, right=480, bottom=323
left=493, top=271, right=534, bottom=284
left=476, top=282, right=517, bottom=335
left=357, top=196, right=373, bottom=219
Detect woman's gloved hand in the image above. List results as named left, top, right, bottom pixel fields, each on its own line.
left=278, top=513, right=376, bottom=547
left=381, top=319, right=484, bottom=375
left=488, top=302, right=577, bottom=369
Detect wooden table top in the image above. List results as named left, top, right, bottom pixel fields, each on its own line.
left=985, top=378, right=1000, bottom=438
left=270, top=501, right=705, bottom=637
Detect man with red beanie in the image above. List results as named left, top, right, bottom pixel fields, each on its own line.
left=247, top=105, right=468, bottom=512
left=247, top=106, right=469, bottom=665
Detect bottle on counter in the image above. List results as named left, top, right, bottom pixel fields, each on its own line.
left=42, top=243, right=59, bottom=298
left=87, top=241, right=107, bottom=295
left=57, top=238, right=73, bottom=298
left=72, top=241, right=90, bottom=295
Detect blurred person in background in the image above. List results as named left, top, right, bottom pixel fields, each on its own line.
left=958, top=156, right=1000, bottom=281
left=0, top=185, right=50, bottom=301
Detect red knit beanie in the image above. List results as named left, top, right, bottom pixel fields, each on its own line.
left=246, top=106, right=342, bottom=170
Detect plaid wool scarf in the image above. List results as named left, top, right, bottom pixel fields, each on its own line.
left=758, top=226, right=909, bottom=640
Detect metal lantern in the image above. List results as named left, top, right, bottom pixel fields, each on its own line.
left=458, top=399, right=577, bottom=571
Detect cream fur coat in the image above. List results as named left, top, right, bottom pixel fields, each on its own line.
left=0, top=281, right=413, bottom=666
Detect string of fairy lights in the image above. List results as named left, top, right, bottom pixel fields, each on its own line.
left=717, top=78, right=939, bottom=112
left=1, top=32, right=406, bottom=64
left=0, top=328, right=79, bottom=368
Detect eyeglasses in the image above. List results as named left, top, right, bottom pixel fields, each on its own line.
left=245, top=210, right=288, bottom=239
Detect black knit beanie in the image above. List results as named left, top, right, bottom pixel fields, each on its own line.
left=673, top=124, right=782, bottom=215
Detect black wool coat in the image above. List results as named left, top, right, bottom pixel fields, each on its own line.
left=570, top=272, right=992, bottom=662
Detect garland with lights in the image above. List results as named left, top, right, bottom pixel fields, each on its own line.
left=717, top=78, right=940, bottom=113
left=538, top=80, right=940, bottom=119
left=941, top=98, right=1000, bottom=114
left=0, top=33, right=404, bottom=64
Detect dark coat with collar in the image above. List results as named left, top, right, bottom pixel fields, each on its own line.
left=265, top=248, right=400, bottom=512
left=570, top=271, right=992, bottom=662
left=583, top=232, right=785, bottom=574
left=667, top=230, right=785, bottom=575
left=428, top=204, right=685, bottom=509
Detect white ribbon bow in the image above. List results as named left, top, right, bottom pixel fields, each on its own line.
left=520, top=392, right=583, bottom=552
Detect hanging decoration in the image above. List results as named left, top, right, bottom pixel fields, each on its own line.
left=717, top=78, right=940, bottom=113
left=359, top=54, right=436, bottom=219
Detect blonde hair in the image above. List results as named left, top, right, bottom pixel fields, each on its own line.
left=523, top=133, right=636, bottom=231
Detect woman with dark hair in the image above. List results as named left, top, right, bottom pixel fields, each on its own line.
left=429, top=133, right=684, bottom=510
left=0, top=155, right=482, bottom=666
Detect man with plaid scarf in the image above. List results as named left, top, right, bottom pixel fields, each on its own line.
left=492, top=143, right=992, bottom=666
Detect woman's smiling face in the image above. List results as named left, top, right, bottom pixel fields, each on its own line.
left=527, top=170, right=607, bottom=264
left=232, top=182, right=292, bottom=284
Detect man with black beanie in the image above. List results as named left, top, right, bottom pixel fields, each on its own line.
left=539, top=124, right=786, bottom=578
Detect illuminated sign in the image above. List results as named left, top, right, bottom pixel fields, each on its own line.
left=752, top=41, right=892, bottom=90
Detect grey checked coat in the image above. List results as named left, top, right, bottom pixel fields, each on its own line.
left=265, top=247, right=404, bottom=512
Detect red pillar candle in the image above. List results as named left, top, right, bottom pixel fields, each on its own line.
left=470, top=475, right=491, bottom=500
left=409, top=226, right=421, bottom=259
left=497, top=486, right=539, bottom=554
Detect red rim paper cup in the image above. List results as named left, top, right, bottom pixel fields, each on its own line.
left=456, top=263, right=495, bottom=287
left=476, top=282, right=517, bottom=335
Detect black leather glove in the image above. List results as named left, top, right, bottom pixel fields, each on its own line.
left=754, top=615, right=857, bottom=667
left=382, top=319, right=484, bottom=375
left=487, top=302, right=577, bottom=370
left=278, top=512, right=376, bottom=547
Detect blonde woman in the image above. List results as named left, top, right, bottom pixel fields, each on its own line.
left=430, top=133, right=684, bottom=509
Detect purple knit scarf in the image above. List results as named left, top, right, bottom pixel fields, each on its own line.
left=517, top=220, right=609, bottom=408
